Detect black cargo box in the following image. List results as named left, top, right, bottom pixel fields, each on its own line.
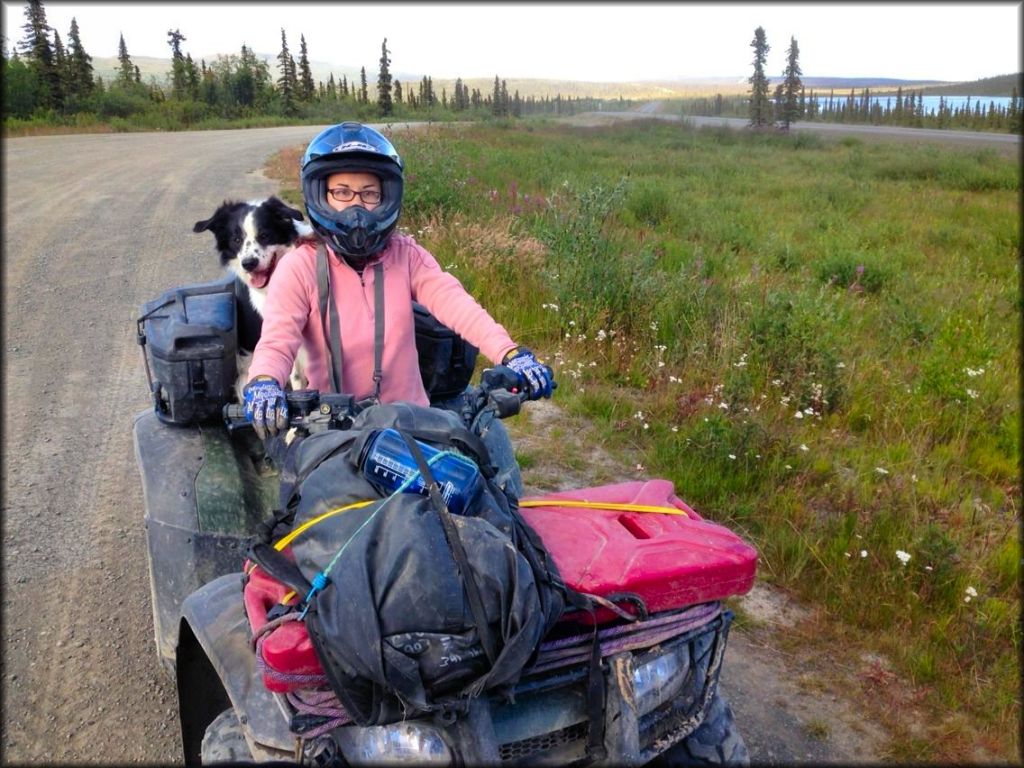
left=138, top=275, right=239, bottom=425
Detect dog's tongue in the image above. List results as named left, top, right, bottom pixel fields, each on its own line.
left=248, top=255, right=277, bottom=290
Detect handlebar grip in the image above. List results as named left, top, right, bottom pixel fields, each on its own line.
left=223, top=403, right=252, bottom=432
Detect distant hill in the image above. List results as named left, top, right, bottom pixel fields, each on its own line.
left=91, top=54, right=1011, bottom=100
left=915, top=72, right=1021, bottom=97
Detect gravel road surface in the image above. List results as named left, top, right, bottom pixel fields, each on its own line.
left=1, top=123, right=895, bottom=764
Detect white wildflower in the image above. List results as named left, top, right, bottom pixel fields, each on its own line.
left=728, top=454, right=736, bottom=460
left=800, top=444, right=809, bottom=452
left=875, top=467, right=889, bottom=475
left=860, top=550, right=868, bottom=558
left=794, top=410, right=804, bottom=419
left=896, top=550, right=911, bottom=565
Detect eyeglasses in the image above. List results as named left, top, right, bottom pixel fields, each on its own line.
left=327, top=186, right=382, bottom=205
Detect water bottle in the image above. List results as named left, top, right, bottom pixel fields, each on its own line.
left=358, top=428, right=483, bottom=516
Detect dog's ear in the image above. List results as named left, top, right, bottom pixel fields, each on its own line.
left=266, top=195, right=305, bottom=222
left=194, top=201, right=240, bottom=233
left=193, top=216, right=216, bottom=233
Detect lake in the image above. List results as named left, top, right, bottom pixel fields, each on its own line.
left=810, top=95, right=1014, bottom=113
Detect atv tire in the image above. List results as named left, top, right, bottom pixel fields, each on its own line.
left=657, top=692, right=749, bottom=766
left=201, top=708, right=254, bottom=764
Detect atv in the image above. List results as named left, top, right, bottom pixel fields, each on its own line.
left=133, top=274, right=755, bottom=766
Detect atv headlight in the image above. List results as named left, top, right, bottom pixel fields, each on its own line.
left=632, top=645, right=690, bottom=716
left=334, top=722, right=453, bottom=765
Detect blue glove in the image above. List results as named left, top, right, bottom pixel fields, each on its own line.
left=502, top=347, right=555, bottom=400
left=243, top=377, right=288, bottom=439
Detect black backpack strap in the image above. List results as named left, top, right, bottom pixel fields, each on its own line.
left=316, top=243, right=344, bottom=394
left=247, top=541, right=313, bottom=601
left=397, top=430, right=499, bottom=667
left=402, top=426, right=495, bottom=478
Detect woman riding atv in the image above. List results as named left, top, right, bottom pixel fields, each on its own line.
left=241, top=121, right=554, bottom=496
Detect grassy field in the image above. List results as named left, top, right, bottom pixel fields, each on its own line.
left=267, top=119, right=1020, bottom=762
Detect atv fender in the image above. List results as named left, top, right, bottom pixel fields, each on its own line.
left=176, top=573, right=295, bottom=764
left=133, top=409, right=276, bottom=669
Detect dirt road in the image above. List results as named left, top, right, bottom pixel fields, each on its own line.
left=2, top=126, right=885, bottom=764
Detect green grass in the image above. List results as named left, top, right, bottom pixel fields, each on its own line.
left=269, top=119, right=1021, bottom=762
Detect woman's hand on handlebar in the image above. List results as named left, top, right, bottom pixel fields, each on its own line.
left=243, top=377, right=288, bottom=439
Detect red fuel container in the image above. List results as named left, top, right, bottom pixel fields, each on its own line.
left=519, top=480, right=757, bottom=622
left=243, top=556, right=325, bottom=693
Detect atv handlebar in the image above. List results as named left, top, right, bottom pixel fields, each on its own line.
left=223, top=366, right=543, bottom=437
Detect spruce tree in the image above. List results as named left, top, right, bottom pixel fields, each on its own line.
left=167, top=28, right=187, bottom=99
left=66, top=18, right=93, bottom=98
left=117, top=33, right=134, bottom=85
left=276, top=29, right=297, bottom=114
left=492, top=75, right=501, bottom=116
left=359, top=66, right=368, bottom=103
left=394, top=79, right=402, bottom=104
left=747, top=26, right=771, bottom=128
left=51, top=28, right=68, bottom=101
left=19, top=0, right=61, bottom=108
left=779, top=35, right=802, bottom=129
left=185, top=53, right=199, bottom=99
left=376, top=37, right=393, bottom=115
left=297, top=34, right=314, bottom=101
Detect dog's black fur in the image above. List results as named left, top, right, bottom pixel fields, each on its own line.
left=193, top=196, right=314, bottom=394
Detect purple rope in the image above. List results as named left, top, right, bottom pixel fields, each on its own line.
left=539, top=602, right=720, bottom=652
left=286, top=689, right=351, bottom=739
left=260, top=601, right=721, bottom=741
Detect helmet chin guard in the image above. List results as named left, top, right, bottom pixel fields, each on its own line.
left=301, top=123, right=404, bottom=266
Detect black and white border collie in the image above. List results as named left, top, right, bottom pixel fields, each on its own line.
left=193, top=196, right=315, bottom=399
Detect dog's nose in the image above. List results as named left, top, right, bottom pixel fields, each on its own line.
left=241, top=257, right=259, bottom=272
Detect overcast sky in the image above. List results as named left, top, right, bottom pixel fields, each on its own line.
left=2, top=2, right=1020, bottom=83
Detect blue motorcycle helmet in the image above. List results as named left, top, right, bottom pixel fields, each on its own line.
left=301, top=122, right=404, bottom=266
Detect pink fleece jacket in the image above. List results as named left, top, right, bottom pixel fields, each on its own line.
left=248, top=233, right=519, bottom=406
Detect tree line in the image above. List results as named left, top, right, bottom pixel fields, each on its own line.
left=738, top=25, right=1020, bottom=134
left=2, top=0, right=609, bottom=129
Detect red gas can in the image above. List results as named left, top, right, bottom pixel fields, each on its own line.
left=243, top=557, right=325, bottom=693
left=519, top=480, right=757, bottom=622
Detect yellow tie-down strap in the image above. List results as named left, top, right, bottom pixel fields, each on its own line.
left=518, top=499, right=688, bottom=517
left=244, top=499, right=376, bottom=584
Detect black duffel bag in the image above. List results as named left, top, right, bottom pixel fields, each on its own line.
left=272, top=402, right=566, bottom=726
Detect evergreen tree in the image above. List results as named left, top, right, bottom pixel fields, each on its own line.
left=394, top=78, right=402, bottom=104
left=184, top=53, right=199, bottom=99
left=747, top=26, right=771, bottom=128
left=19, top=0, right=61, bottom=109
left=327, top=72, right=337, bottom=101
left=297, top=34, right=314, bottom=101
left=1008, top=86, right=1020, bottom=134
left=167, top=28, right=187, bottom=99
left=66, top=18, right=93, bottom=98
left=276, top=29, right=297, bottom=113
left=117, top=33, right=134, bottom=85
left=376, top=37, right=393, bottom=115
left=341, top=74, right=349, bottom=98
left=51, top=28, right=69, bottom=101
left=360, top=66, right=368, bottom=103
left=779, top=36, right=802, bottom=129
left=492, top=75, right=501, bottom=116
